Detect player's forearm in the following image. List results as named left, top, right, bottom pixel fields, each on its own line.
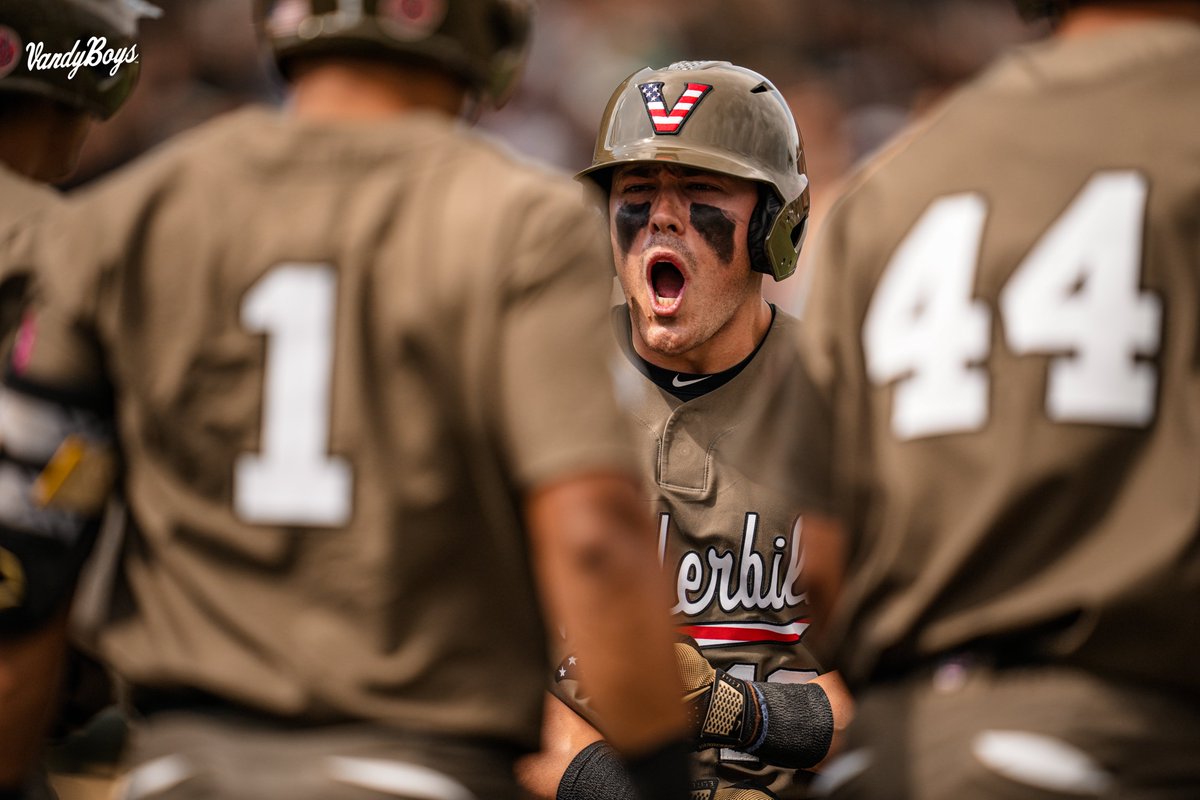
left=0, top=606, right=69, bottom=788
left=515, top=693, right=605, bottom=800
left=562, top=553, right=683, bottom=754
left=799, top=512, right=848, bottom=639
left=527, top=473, right=688, bottom=755
left=807, top=670, right=853, bottom=768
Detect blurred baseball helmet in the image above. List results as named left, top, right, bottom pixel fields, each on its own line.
left=1012, top=0, right=1179, bottom=20
left=1013, top=0, right=1072, bottom=18
left=255, top=0, right=532, bottom=108
left=0, top=0, right=154, bottom=120
left=577, top=61, right=810, bottom=282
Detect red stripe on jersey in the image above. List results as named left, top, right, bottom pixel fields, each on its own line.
left=678, top=619, right=810, bottom=646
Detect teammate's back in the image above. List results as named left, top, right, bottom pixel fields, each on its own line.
left=797, top=5, right=1200, bottom=797
left=29, top=101, right=620, bottom=741
left=0, top=3, right=692, bottom=798
left=803, top=11, right=1200, bottom=693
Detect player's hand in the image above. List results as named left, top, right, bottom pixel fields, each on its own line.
left=674, top=640, right=764, bottom=752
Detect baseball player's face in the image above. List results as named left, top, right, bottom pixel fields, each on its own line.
left=609, top=164, right=761, bottom=366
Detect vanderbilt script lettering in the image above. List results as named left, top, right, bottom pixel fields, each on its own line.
left=662, top=512, right=806, bottom=616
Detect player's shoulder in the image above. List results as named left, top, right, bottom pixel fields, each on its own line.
left=63, top=106, right=267, bottom=217
left=439, top=129, right=609, bottom=271
left=454, top=127, right=598, bottom=213
left=758, top=305, right=803, bottom=358
left=0, top=167, right=62, bottom=291
left=0, top=164, right=61, bottom=219
left=824, top=19, right=1200, bottom=228
left=771, top=307, right=801, bottom=335
left=830, top=66, right=985, bottom=217
left=1045, top=17, right=1200, bottom=86
left=0, top=169, right=60, bottom=267
left=754, top=307, right=806, bottom=379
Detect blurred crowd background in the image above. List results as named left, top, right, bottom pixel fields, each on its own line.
left=67, top=0, right=1046, bottom=312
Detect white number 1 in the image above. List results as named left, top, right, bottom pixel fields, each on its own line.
left=235, top=264, right=352, bottom=526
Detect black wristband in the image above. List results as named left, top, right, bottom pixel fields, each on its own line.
left=750, top=680, right=834, bottom=769
left=624, top=738, right=692, bottom=800
left=557, top=741, right=638, bottom=800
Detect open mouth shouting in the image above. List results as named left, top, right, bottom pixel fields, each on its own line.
left=646, top=251, right=688, bottom=316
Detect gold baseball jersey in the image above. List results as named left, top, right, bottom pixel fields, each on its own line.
left=796, top=20, right=1200, bottom=697
left=0, top=163, right=58, bottom=232
left=557, top=307, right=824, bottom=799
left=11, top=106, right=637, bottom=751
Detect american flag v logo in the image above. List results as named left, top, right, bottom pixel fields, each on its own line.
left=638, top=81, right=712, bottom=135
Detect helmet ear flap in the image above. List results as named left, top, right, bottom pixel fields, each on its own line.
left=483, top=0, right=531, bottom=107
left=748, top=186, right=809, bottom=282
left=747, top=187, right=782, bottom=278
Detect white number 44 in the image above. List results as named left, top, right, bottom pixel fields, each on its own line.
left=864, top=170, right=1162, bottom=440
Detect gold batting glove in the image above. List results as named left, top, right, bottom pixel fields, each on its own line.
left=674, top=640, right=766, bottom=752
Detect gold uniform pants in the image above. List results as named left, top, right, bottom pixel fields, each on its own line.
left=115, top=711, right=521, bottom=800
left=814, top=660, right=1200, bottom=800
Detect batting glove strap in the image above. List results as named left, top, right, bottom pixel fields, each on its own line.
left=748, top=680, right=834, bottom=769
left=689, top=669, right=766, bottom=751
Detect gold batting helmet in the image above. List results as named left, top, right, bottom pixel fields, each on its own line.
left=1013, top=0, right=1074, bottom=18
left=1011, top=0, right=1194, bottom=20
left=255, top=0, right=532, bottom=108
left=578, top=61, right=810, bottom=282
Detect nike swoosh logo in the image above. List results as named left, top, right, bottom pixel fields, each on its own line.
left=672, top=374, right=711, bottom=388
